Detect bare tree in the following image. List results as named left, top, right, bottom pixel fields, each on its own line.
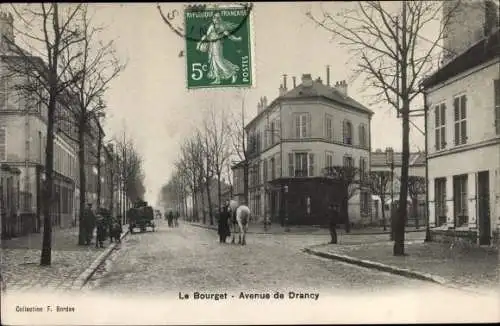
left=198, top=129, right=215, bottom=224
left=228, top=97, right=249, bottom=204
left=407, top=175, right=425, bottom=228
left=58, top=5, right=126, bottom=244
left=203, top=107, right=232, bottom=213
left=323, top=165, right=368, bottom=233
left=369, top=171, right=391, bottom=230
left=1, top=4, right=85, bottom=265
left=307, top=1, right=460, bottom=255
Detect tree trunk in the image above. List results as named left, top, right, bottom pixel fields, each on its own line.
left=200, top=186, right=206, bottom=224
left=205, top=179, right=214, bottom=225
left=217, top=172, right=222, bottom=215
left=77, top=120, right=87, bottom=246
left=243, top=163, right=249, bottom=204
left=380, top=193, right=387, bottom=230
left=40, top=95, right=56, bottom=266
left=96, top=129, right=102, bottom=210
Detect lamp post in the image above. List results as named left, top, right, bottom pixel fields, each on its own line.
left=386, top=147, right=395, bottom=240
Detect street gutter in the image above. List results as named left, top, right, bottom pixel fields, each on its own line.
left=70, top=228, right=130, bottom=291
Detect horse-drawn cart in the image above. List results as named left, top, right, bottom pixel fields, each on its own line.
left=127, top=201, right=155, bottom=233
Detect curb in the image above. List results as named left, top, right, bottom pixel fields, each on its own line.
left=302, top=247, right=447, bottom=284
left=302, top=247, right=490, bottom=295
left=70, top=229, right=130, bottom=290
left=187, top=222, right=425, bottom=236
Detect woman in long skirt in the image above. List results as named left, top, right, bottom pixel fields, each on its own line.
left=218, top=203, right=231, bottom=243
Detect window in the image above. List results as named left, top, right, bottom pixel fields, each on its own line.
left=325, top=114, right=333, bottom=140
left=263, top=126, right=268, bottom=148
left=434, top=103, right=446, bottom=150
left=358, top=124, right=367, bottom=148
left=453, top=95, right=467, bottom=145
left=359, top=157, right=367, bottom=181
left=0, top=128, right=6, bottom=161
left=453, top=174, right=468, bottom=227
left=295, top=113, right=309, bottom=138
left=434, top=178, right=446, bottom=226
left=360, top=191, right=370, bottom=215
left=495, top=79, right=500, bottom=135
left=0, top=76, right=8, bottom=109
left=263, top=159, right=268, bottom=182
left=289, top=152, right=314, bottom=177
left=270, top=121, right=275, bottom=145
left=343, top=120, right=353, bottom=145
left=343, top=155, right=354, bottom=168
left=270, top=157, right=275, bottom=180
left=308, top=153, right=315, bottom=176
left=325, top=152, right=333, bottom=169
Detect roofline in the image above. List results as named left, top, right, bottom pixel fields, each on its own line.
left=421, top=27, right=500, bottom=89
left=245, top=95, right=374, bottom=131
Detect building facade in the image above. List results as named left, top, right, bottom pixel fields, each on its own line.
left=234, top=72, right=374, bottom=226
left=423, top=27, right=499, bottom=245
left=0, top=11, right=116, bottom=236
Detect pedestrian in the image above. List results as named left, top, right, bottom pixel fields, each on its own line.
left=168, top=211, right=174, bottom=227
left=95, top=214, right=106, bottom=248
left=218, top=201, right=231, bottom=243
left=174, top=211, right=179, bottom=227
left=83, top=203, right=96, bottom=245
left=327, top=203, right=339, bottom=244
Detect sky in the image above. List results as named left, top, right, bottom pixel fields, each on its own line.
left=12, top=2, right=440, bottom=206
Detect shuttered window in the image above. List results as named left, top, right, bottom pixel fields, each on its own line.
left=0, top=128, right=6, bottom=161
left=494, top=79, right=500, bottom=135
left=453, top=95, right=467, bottom=146
left=343, top=120, right=353, bottom=145
left=435, top=103, right=446, bottom=150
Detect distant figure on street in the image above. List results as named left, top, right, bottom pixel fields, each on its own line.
left=218, top=202, right=231, bottom=243
left=83, top=203, right=96, bottom=245
left=174, top=211, right=180, bottom=227
left=109, top=217, right=123, bottom=243
left=327, top=203, right=339, bottom=244
left=167, top=211, right=174, bottom=227
left=95, top=214, right=106, bottom=248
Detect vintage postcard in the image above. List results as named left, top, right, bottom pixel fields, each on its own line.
left=1, top=1, right=499, bottom=325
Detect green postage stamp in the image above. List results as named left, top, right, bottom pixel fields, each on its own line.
left=184, top=5, right=253, bottom=89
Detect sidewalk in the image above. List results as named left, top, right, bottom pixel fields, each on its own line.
left=187, top=221, right=424, bottom=236
left=306, top=240, right=499, bottom=294
left=1, top=225, right=127, bottom=292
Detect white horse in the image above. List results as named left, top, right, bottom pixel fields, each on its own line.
left=229, top=200, right=251, bottom=245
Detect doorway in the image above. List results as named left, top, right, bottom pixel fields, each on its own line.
left=477, top=171, right=490, bottom=245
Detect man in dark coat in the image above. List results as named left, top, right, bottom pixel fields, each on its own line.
left=167, top=211, right=174, bottom=227
left=83, top=203, right=96, bottom=245
left=95, top=214, right=106, bottom=248
left=327, top=203, right=339, bottom=244
left=218, top=202, right=231, bottom=243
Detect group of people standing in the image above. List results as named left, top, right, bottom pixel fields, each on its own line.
left=165, top=211, right=179, bottom=228
left=82, top=203, right=123, bottom=248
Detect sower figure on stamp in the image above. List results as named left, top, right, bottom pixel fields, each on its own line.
left=196, top=12, right=242, bottom=85
left=327, top=203, right=339, bottom=244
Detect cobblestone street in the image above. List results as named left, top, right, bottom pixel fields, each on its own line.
left=86, top=220, right=443, bottom=295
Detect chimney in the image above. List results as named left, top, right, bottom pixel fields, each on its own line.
left=0, top=11, right=14, bottom=49
left=262, top=96, right=267, bottom=109
left=257, top=98, right=262, bottom=112
left=335, top=80, right=348, bottom=96
left=302, top=74, right=313, bottom=87
left=282, top=74, right=288, bottom=90
left=279, top=84, right=286, bottom=96
left=292, top=76, right=297, bottom=88
left=326, top=65, right=330, bottom=86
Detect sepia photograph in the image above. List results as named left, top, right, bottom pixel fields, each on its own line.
left=0, top=1, right=499, bottom=325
